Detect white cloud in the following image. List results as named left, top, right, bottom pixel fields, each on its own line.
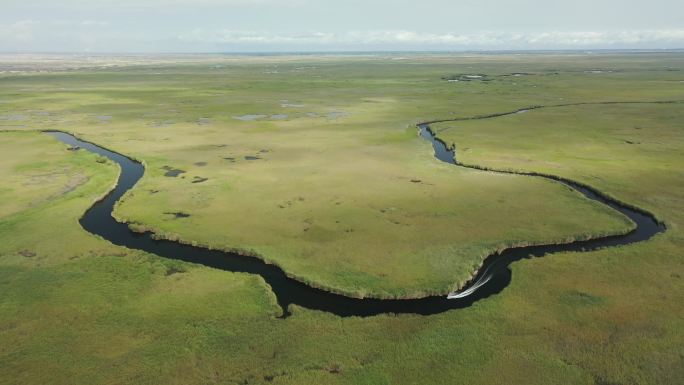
left=177, top=29, right=684, bottom=49
left=79, top=20, right=110, bottom=27
left=0, top=19, right=112, bottom=50
left=0, top=20, right=40, bottom=43
left=2, top=20, right=683, bottom=52
left=525, top=30, right=684, bottom=46
left=15, top=0, right=307, bottom=8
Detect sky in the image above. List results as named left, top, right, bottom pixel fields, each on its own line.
left=1, top=0, right=683, bottom=52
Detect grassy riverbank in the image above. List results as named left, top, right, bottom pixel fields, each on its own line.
left=1, top=53, right=683, bottom=384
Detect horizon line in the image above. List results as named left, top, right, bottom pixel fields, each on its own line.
left=2, top=48, right=684, bottom=56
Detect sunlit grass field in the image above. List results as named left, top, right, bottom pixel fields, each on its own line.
left=1, top=52, right=682, bottom=384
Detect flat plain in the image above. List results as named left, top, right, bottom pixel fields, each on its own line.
left=0, top=52, right=682, bottom=384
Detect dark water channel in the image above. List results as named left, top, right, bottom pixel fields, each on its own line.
left=45, top=128, right=664, bottom=317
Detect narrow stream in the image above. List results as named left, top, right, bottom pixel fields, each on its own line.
left=45, top=127, right=664, bottom=318
left=417, top=124, right=665, bottom=298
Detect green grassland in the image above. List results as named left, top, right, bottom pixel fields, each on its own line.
left=0, top=132, right=121, bottom=263
left=0, top=55, right=642, bottom=298
left=1, top=53, right=683, bottom=384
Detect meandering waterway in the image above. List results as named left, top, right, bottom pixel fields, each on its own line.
left=45, top=115, right=665, bottom=317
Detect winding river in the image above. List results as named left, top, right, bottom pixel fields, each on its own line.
left=45, top=116, right=665, bottom=317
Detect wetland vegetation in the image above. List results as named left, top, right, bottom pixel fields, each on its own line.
left=1, top=52, right=683, bottom=384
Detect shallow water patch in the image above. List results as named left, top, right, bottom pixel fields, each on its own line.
left=0, top=114, right=27, bottom=121
left=442, top=74, right=490, bottom=82
left=327, top=111, right=349, bottom=119
left=161, top=166, right=186, bottom=177
left=233, top=114, right=267, bottom=121
left=164, top=211, right=191, bottom=219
